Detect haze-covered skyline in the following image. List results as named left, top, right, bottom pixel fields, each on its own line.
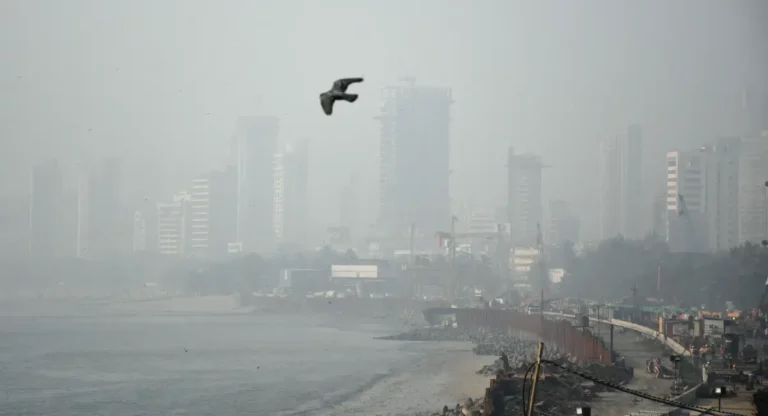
left=1, top=0, right=766, bottom=240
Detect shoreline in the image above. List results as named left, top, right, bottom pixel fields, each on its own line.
left=325, top=341, right=495, bottom=416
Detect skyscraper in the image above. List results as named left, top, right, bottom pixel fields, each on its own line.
left=665, top=150, right=708, bottom=252
left=83, top=158, right=123, bottom=259
left=507, top=148, right=544, bottom=246
left=599, top=125, right=644, bottom=240
left=624, top=125, right=644, bottom=238
left=377, top=79, right=453, bottom=246
left=666, top=134, right=768, bottom=252
left=29, top=160, right=63, bottom=258
left=273, top=139, right=309, bottom=245
left=156, top=192, right=191, bottom=256
left=236, top=116, right=279, bottom=253
left=547, top=200, right=579, bottom=246
left=208, top=165, right=238, bottom=258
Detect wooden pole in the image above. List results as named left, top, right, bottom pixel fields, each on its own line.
left=527, top=342, right=545, bottom=416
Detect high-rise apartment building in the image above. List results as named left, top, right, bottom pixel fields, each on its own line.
left=82, top=158, right=123, bottom=259
left=624, top=125, right=644, bottom=238
left=507, top=148, right=544, bottom=246
left=208, top=165, right=238, bottom=258
left=236, top=116, right=279, bottom=253
left=666, top=133, right=768, bottom=252
left=599, top=125, right=644, bottom=240
left=156, top=192, right=191, bottom=256
left=273, top=140, right=309, bottom=245
left=665, top=150, right=709, bottom=252
left=29, top=160, right=63, bottom=258
left=377, top=80, right=453, bottom=247
left=547, top=200, right=579, bottom=246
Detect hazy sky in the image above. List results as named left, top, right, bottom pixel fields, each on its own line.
left=1, top=0, right=766, bottom=239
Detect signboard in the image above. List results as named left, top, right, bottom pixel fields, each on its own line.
left=331, top=264, right=379, bottom=279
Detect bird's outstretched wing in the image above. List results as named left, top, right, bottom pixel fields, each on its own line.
left=320, top=93, right=335, bottom=116
left=332, top=77, right=364, bottom=92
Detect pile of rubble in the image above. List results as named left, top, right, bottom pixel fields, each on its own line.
left=425, top=359, right=633, bottom=416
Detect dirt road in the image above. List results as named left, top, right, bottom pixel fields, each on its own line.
left=590, top=322, right=676, bottom=416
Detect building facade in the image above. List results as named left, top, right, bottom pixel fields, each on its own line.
left=377, top=80, right=453, bottom=248
left=547, top=200, right=580, bottom=246
left=273, top=140, right=309, bottom=246
left=236, top=116, right=279, bottom=253
left=156, top=192, right=191, bottom=256
left=507, top=148, right=544, bottom=246
left=29, top=160, right=63, bottom=258
left=599, top=125, right=644, bottom=240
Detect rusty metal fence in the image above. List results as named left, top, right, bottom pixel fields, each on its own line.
left=454, top=309, right=611, bottom=365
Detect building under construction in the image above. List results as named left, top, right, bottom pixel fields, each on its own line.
left=376, top=78, right=453, bottom=250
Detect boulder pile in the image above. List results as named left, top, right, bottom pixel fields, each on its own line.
left=425, top=359, right=633, bottom=416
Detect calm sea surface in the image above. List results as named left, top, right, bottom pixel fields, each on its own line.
left=0, top=308, right=440, bottom=416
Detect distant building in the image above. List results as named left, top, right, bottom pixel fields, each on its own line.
left=666, top=133, right=768, bottom=252
left=132, top=211, right=147, bottom=252
left=547, top=200, right=579, bottom=246
left=507, top=148, right=544, bottom=246
left=599, top=125, right=644, bottom=239
left=273, top=140, right=309, bottom=245
left=651, top=191, right=668, bottom=240
left=377, top=79, right=453, bottom=248
left=468, top=211, right=498, bottom=235
left=29, top=160, right=63, bottom=258
left=80, top=158, right=123, bottom=259
left=665, top=150, right=709, bottom=252
left=208, top=166, right=238, bottom=259
left=156, top=192, right=191, bottom=256
left=236, top=116, right=279, bottom=253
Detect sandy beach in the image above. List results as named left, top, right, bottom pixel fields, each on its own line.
left=326, top=342, right=495, bottom=416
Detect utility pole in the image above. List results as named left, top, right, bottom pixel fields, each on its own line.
left=631, top=284, right=638, bottom=323
left=540, top=289, right=545, bottom=340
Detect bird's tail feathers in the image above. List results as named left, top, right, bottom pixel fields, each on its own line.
left=340, top=93, right=358, bottom=103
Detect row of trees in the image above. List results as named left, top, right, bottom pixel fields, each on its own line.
left=559, top=235, right=768, bottom=309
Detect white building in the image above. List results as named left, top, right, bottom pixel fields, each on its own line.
left=272, top=140, right=309, bottom=245
left=668, top=133, right=768, bottom=252
left=468, top=212, right=498, bottom=235
left=188, top=176, right=210, bottom=257
left=156, top=192, right=190, bottom=256
left=665, top=150, right=709, bottom=252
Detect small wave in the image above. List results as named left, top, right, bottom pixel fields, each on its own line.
left=273, top=370, right=395, bottom=416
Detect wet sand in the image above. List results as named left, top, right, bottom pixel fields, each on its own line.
left=327, top=342, right=495, bottom=416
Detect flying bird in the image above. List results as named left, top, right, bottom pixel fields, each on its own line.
left=319, top=77, right=364, bottom=116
